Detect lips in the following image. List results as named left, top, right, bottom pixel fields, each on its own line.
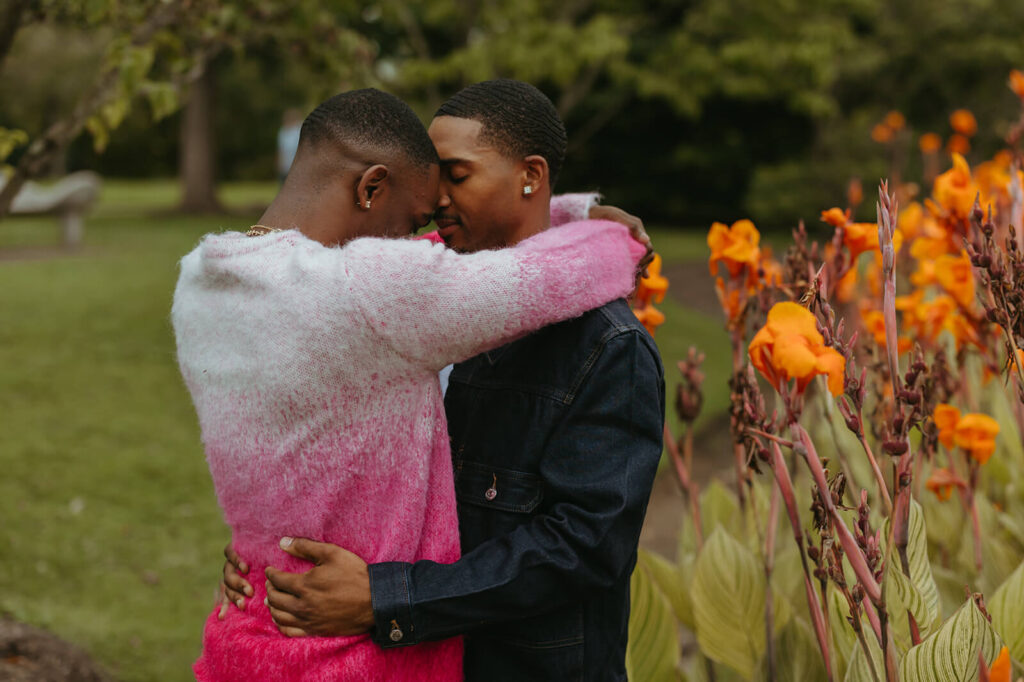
left=434, top=216, right=461, bottom=239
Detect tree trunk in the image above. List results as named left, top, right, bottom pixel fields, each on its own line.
left=178, top=67, right=222, bottom=213
left=0, top=0, right=31, bottom=70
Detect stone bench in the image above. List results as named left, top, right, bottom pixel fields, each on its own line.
left=4, top=171, right=102, bottom=248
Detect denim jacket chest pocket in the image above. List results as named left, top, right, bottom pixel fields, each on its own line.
left=454, top=460, right=543, bottom=514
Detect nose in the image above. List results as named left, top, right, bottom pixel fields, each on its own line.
left=435, top=192, right=452, bottom=210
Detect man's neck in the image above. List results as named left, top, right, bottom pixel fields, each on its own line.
left=258, top=193, right=354, bottom=246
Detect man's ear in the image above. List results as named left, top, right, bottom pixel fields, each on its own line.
left=521, top=155, right=549, bottom=196
left=355, top=164, right=389, bottom=208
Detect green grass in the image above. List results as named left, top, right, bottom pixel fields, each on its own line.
left=0, top=180, right=726, bottom=680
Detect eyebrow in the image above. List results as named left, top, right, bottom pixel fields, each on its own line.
left=439, top=158, right=469, bottom=167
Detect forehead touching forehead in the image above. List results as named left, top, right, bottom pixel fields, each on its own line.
left=433, top=79, right=567, bottom=187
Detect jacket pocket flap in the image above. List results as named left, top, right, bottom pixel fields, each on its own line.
left=454, top=461, right=543, bottom=513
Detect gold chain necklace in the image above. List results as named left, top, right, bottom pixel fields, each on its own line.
left=246, top=224, right=283, bottom=237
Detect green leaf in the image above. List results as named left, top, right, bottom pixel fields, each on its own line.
left=843, top=628, right=884, bottom=682
left=884, top=499, right=941, bottom=635
left=0, top=127, right=28, bottom=163
left=989, top=561, right=1024, bottom=663
left=700, top=479, right=741, bottom=538
left=84, top=116, right=109, bottom=154
left=691, top=527, right=766, bottom=680
left=627, top=554, right=681, bottom=682
left=759, top=617, right=827, bottom=682
left=899, top=598, right=1003, bottom=682
left=640, top=547, right=694, bottom=630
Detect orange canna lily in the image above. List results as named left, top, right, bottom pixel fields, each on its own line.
left=919, top=133, right=942, bottom=154
left=835, top=266, right=858, bottom=303
left=933, top=154, right=979, bottom=218
left=950, top=109, right=978, bottom=137
left=821, top=207, right=850, bottom=228
left=935, top=250, right=977, bottom=309
left=933, top=403, right=961, bottom=449
left=946, top=312, right=984, bottom=351
left=985, top=646, right=1011, bottom=682
left=847, top=178, right=864, bottom=207
left=884, top=111, right=906, bottom=130
left=714, top=276, right=743, bottom=322
left=708, top=219, right=761, bottom=284
left=946, top=133, right=971, bottom=156
left=748, top=302, right=846, bottom=397
left=635, top=253, right=669, bottom=307
left=844, top=222, right=883, bottom=260
left=861, top=309, right=887, bottom=347
left=633, top=302, right=666, bottom=336
left=954, top=413, right=1000, bottom=465
left=1011, top=69, right=1024, bottom=99
left=925, top=467, right=966, bottom=501
left=871, top=123, right=895, bottom=143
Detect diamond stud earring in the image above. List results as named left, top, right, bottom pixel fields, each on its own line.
left=522, top=185, right=533, bottom=196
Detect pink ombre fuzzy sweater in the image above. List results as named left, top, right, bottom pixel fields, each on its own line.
left=171, top=197, right=643, bottom=682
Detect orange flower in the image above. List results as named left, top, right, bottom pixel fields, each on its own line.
left=844, top=222, right=882, bottom=260
left=925, top=467, right=966, bottom=501
left=635, top=253, right=668, bottom=306
left=933, top=154, right=979, bottom=217
left=985, top=646, right=1011, bottom=682
left=954, top=413, right=1000, bottom=464
left=871, top=123, right=895, bottom=143
left=884, top=111, right=906, bottom=130
left=946, top=312, right=983, bottom=351
left=821, top=207, right=850, bottom=228
left=946, top=134, right=971, bottom=155
left=758, top=247, right=784, bottom=287
left=950, top=109, right=978, bottom=137
left=714, top=276, right=743, bottom=322
left=847, top=178, right=863, bottom=207
left=708, top=219, right=760, bottom=282
left=899, top=202, right=925, bottom=239
left=1010, top=69, right=1024, bottom=99
left=861, top=309, right=887, bottom=347
left=748, top=302, right=846, bottom=397
left=633, top=303, right=666, bottom=336
left=919, top=133, right=942, bottom=154
left=935, top=250, right=976, bottom=309
left=933, top=404, right=961, bottom=449
left=835, top=266, right=858, bottom=303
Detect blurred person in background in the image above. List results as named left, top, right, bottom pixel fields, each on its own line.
left=276, top=107, right=303, bottom=183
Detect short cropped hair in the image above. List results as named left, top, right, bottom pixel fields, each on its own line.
left=435, top=80, right=568, bottom=187
left=300, top=89, right=439, bottom=170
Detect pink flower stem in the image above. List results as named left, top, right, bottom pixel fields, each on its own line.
left=792, top=424, right=882, bottom=604
left=967, top=461, right=983, bottom=572
left=770, top=440, right=834, bottom=681
left=859, top=434, right=893, bottom=515
left=730, top=335, right=749, bottom=512
left=763, top=484, right=780, bottom=682
left=664, top=423, right=704, bottom=549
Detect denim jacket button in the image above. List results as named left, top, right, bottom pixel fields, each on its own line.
left=389, top=620, right=404, bottom=642
left=484, top=486, right=497, bottom=501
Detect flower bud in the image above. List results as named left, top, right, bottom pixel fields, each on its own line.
left=882, top=440, right=909, bottom=456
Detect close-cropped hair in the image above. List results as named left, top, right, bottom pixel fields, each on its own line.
left=300, top=89, right=439, bottom=170
left=435, top=79, right=568, bottom=187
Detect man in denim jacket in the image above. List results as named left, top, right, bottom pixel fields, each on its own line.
left=223, top=80, right=665, bottom=681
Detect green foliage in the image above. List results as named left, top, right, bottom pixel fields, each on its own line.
left=899, top=599, right=1003, bottom=682
left=627, top=552, right=682, bottom=682
left=690, top=528, right=772, bottom=680
left=989, top=562, right=1024, bottom=664
left=884, top=500, right=942, bottom=637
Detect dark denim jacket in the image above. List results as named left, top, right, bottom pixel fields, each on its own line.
left=369, top=299, right=665, bottom=681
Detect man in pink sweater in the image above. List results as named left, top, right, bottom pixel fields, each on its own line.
left=174, top=88, right=646, bottom=681
left=221, top=81, right=664, bottom=681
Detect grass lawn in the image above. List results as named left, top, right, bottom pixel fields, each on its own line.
left=0, top=179, right=728, bottom=680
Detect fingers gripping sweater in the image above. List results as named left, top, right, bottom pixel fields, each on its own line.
left=171, top=202, right=644, bottom=682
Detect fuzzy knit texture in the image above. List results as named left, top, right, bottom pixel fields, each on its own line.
left=172, top=195, right=643, bottom=682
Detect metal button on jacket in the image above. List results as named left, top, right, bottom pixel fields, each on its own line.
left=389, top=620, right=404, bottom=642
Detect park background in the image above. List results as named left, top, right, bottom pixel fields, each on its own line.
left=1, top=1, right=1023, bottom=679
